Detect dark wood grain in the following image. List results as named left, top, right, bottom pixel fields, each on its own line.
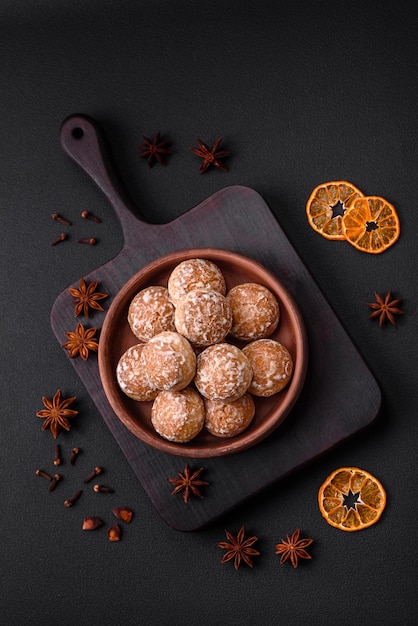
left=51, top=114, right=381, bottom=531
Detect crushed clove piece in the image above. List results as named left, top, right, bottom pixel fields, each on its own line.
left=108, top=523, right=122, bottom=541
left=82, top=517, right=104, bottom=531
left=111, top=507, right=133, bottom=524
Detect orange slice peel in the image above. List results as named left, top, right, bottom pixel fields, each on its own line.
left=341, top=195, right=400, bottom=254
left=318, top=467, right=386, bottom=532
left=306, top=180, right=364, bottom=240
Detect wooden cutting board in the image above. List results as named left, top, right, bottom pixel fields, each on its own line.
left=51, top=114, right=381, bottom=531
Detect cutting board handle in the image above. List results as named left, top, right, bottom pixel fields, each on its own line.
left=60, top=114, right=146, bottom=238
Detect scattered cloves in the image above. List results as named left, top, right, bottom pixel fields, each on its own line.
left=53, top=444, right=62, bottom=466
left=36, top=469, right=53, bottom=481
left=48, top=474, right=62, bottom=492
left=70, top=447, right=80, bottom=465
left=93, top=484, right=113, bottom=493
left=64, top=488, right=83, bottom=507
left=81, top=210, right=101, bottom=223
left=52, top=212, right=72, bottom=226
left=84, top=466, right=103, bottom=483
left=82, top=516, right=104, bottom=531
left=111, top=507, right=133, bottom=524
left=108, top=523, right=121, bottom=542
left=78, top=237, right=97, bottom=245
left=51, top=233, right=68, bottom=246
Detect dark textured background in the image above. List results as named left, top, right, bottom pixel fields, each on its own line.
left=1, top=1, right=417, bottom=624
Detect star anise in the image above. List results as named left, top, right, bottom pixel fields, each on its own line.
left=138, top=132, right=172, bottom=167
left=167, top=463, right=209, bottom=503
left=275, top=529, right=313, bottom=569
left=69, top=278, right=108, bottom=318
left=217, top=526, right=260, bottom=570
left=62, top=322, right=99, bottom=360
left=367, top=290, right=404, bottom=326
left=36, top=389, right=78, bottom=439
left=190, top=137, right=230, bottom=173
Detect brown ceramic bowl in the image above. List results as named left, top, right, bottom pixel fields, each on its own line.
left=98, top=248, right=308, bottom=457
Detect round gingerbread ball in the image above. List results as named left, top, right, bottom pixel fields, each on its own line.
left=226, top=282, right=280, bottom=341
left=242, top=339, right=293, bottom=397
left=204, top=393, right=255, bottom=438
left=167, top=258, right=226, bottom=306
left=141, top=331, right=196, bottom=391
left=195, top=343, right=253, bottom=402
left=151, top=386, right=205, bottom=443
left=174, top=288, right=232, bottom=347
left=128, top=285, right=175, bottom=342
left=116, top=343, right=158, bottom=401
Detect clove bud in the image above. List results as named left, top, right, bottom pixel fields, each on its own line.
left=64, top=488, right=83, bottom=507
left=93, top=484, right=113, bottom=493
left=36, top=469, right=53, bottom=481
left=48, top=474, right=62, bottom=492
left=70, top=447, right=80, bottom=465
left=84, top=466, right=103, bottom=483
left=52, top=212, right=72, bottom=226
left=53, top=444, right=62, bottom=466
left=81, top=210, right=101, bottom=223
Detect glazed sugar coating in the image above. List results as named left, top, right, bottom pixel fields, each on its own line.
left=141, top=331, right=196, bottom=391
left=116, top=344, right=158, bottom=401
left=195, top=343, right=253, bottom=402
left=128, top=285, right=175, bottom=342
left=174, top=288, right=233, bottom=347
left=151, top=387, right=205, bottom=442
left=226, top=282, right=280, bottom=341
left=167, top=258, right=226, bottom=306
left=242, top=339, right=293, bottom=397
left=204, top=393, right=255, bottom=438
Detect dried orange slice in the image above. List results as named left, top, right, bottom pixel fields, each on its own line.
left=306, top=181, right=364, bottom=240
left=341, top=195, right=400, bottom=254
left=318, top=467, right=386, bottom=532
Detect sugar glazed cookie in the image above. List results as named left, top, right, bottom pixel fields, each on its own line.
left=242, top=339, right=293, bottom=397
left=204, top=393, right=255, bottom=438
left=226, top=282, right=280, bottom=341
left=174, top=288, right=233, bottom=347
left=116, top=344, right=158, bottom=401
left=151, top=387, right=205, bottom=442
left=167, top=258, right=226, bottom=306
left=194, top=343, right=253, bottom=402
left=141, top=331, right=196, bottom=391
left=128, top=285, right=176, bottom=342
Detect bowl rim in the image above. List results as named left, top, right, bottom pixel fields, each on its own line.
left=98, top=247, right=308, bottom=457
